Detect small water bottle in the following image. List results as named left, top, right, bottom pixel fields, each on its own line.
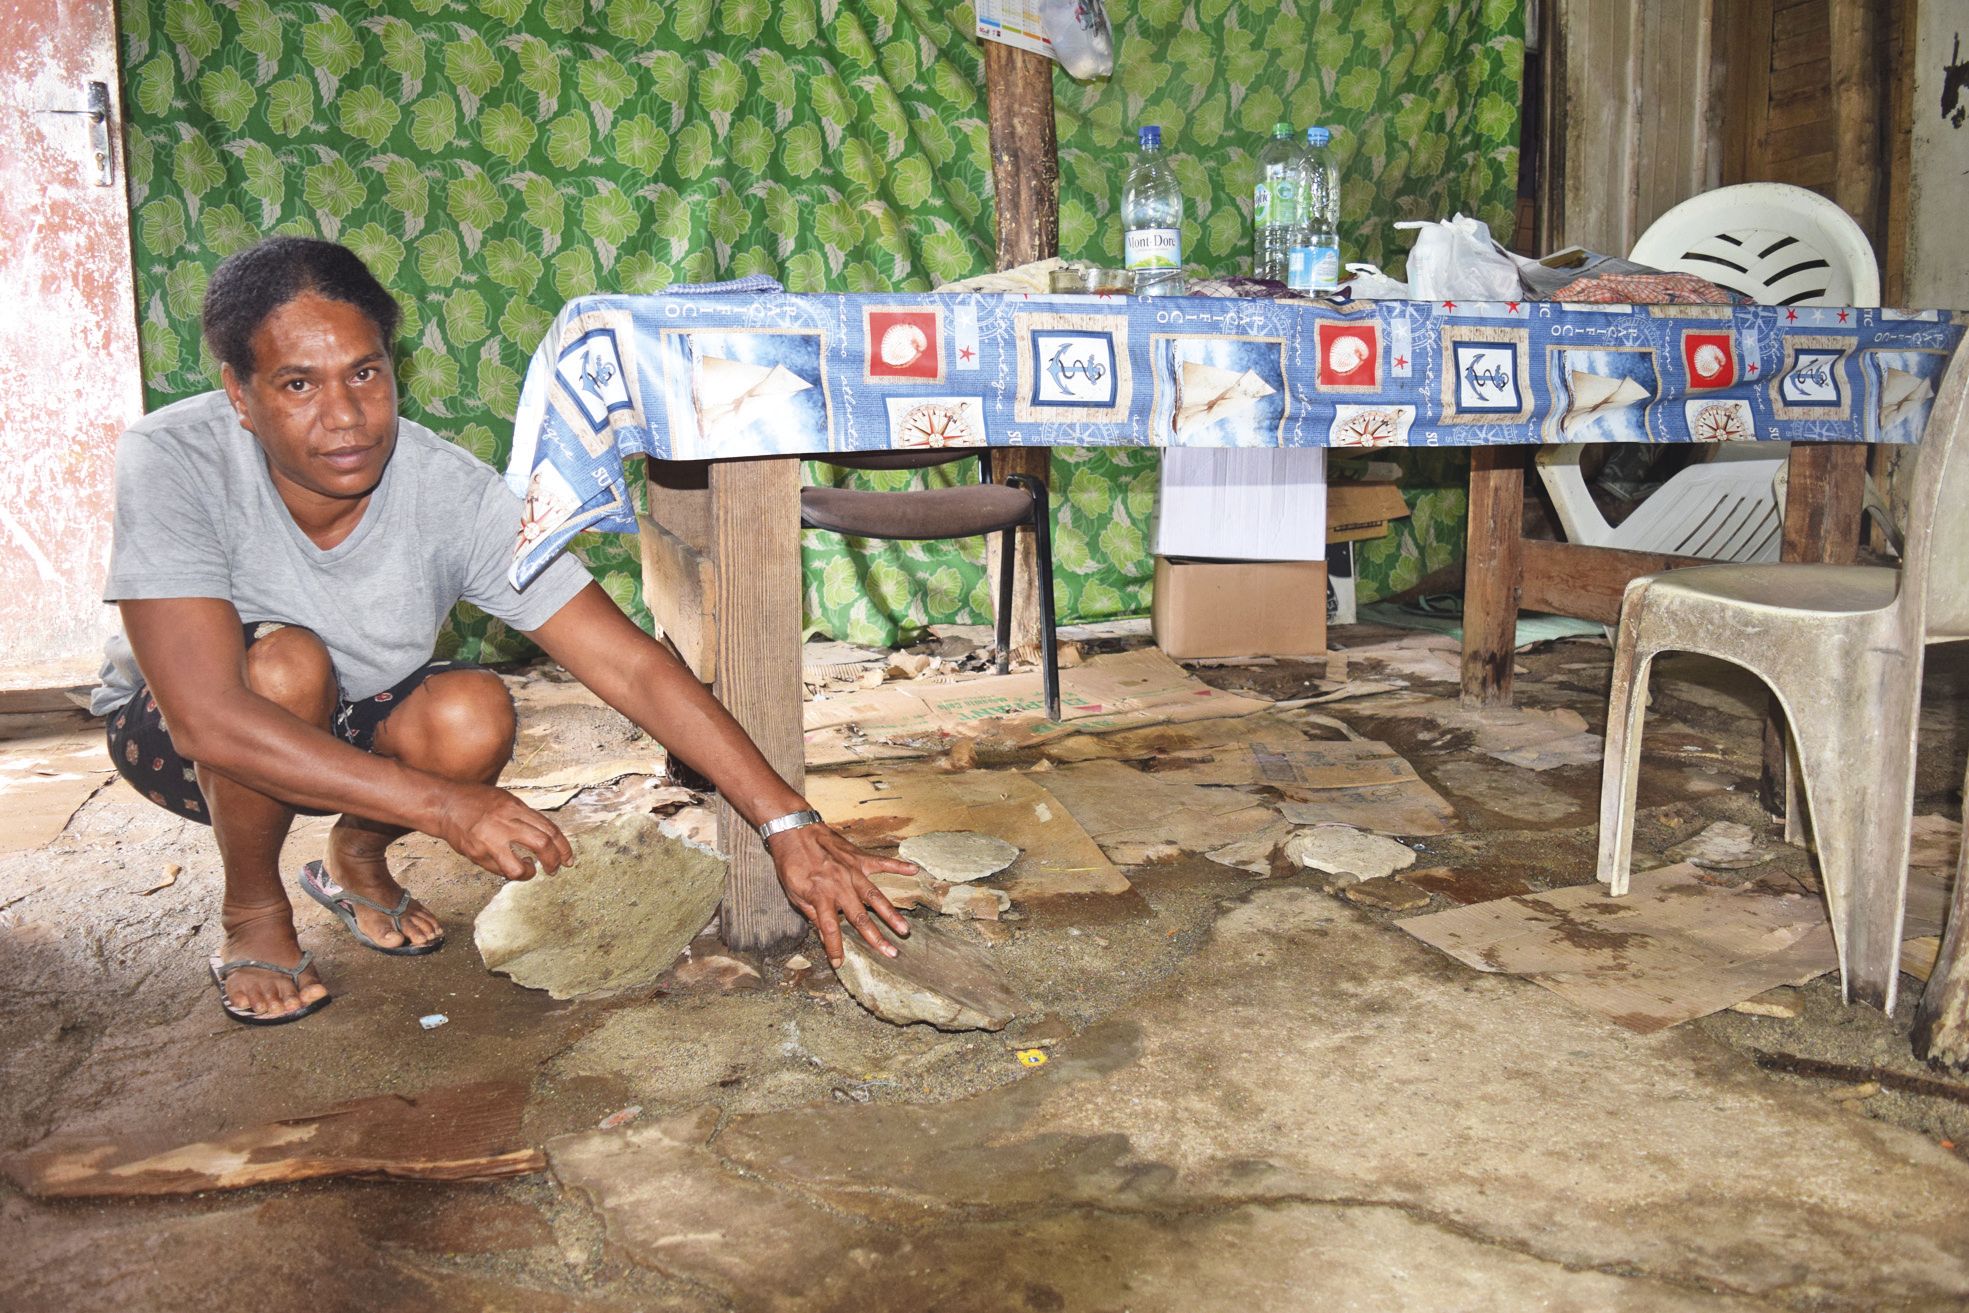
left=1123, top=125, right=1184, bottom=295
left=1288, top=126, right=1340, bottom=293
left=1252, top=122, right=1298, bottom=283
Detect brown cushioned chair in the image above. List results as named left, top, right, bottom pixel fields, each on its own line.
left=800, top=449, right=1060, bottom=721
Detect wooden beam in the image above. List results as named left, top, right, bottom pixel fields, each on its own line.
left=983, top=38, right=1059, bottom=666
left=1827, top=0, right=1883, bottom=246
left=1518, top=539, right=1709, bottom=624
left=635, top=512, right=716, bottom=682
left=1459, top=447, right=1527, bottom=707
left=707, top=457, right=809, bottom=952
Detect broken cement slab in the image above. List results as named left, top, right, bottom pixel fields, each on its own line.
left=1343, top=875, right=1433, bottom=912
left=474, top=813, right=724, bottom=1000
left=898, top=831, right=1020, bottom=883
left=504, top=675, right=663, bottom=790
left=871, top=869, right=1012, bottom=920
left=1399, top=863, right=1836, bottom=1032
left=803, top=647, right=1272, bottom=767
left=549, top=885, right=1969, bottom=1311
left=4, top=1081, right=541, bottom=1197
left=834, top=914, right=1022, bottom=1031
left=1285, top=825, right=1419, bottom=883
left=807, top=767, right=1128, bottom=899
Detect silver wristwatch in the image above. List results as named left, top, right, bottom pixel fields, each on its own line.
left=757, top=808, right=824, bottom=844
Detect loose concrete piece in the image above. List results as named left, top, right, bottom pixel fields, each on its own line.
left=833, top=915, right=1022, bottom=1031
left=897, top=830, right=1020, bottom=883
left=1666, top=820, right=1770, bottom=870
left=1285, top=824, right=1417, bottom=884
left=474, top=813, right=725, bottom=1000
left=1343, top=874, right=1432, bottom=912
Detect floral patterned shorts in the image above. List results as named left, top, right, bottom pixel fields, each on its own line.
left=104, top=621, right=477, bottom=824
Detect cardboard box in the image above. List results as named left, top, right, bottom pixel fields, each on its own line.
left=1326, top=481, right=1410, bottom=543
left=1154, top=448, right=1327, bottom=561
left=1151, top=557, right=1327, bottom=659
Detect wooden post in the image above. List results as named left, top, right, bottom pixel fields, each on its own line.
left=1459, top=447, right=1527, bottom=707
left=983, top=39, right=1058, bottom=665
left=707, top=457, right=810, bottom=951
left=1757, top=443, right=1866, bottom=811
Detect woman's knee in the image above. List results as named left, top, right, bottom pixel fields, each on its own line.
left=243, top=626, right=336, bottom=722
left=399, top=670, right=516, bottom=777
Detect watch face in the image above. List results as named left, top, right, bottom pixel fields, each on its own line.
left=897, top=400, right=983, bottom=447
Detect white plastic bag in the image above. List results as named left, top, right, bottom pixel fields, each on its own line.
left=1394, top=215, right=1526, bottom=302
left=1342, top=262, right=1411, bottom=300
left=1042, top=0, right=1114, bottom=80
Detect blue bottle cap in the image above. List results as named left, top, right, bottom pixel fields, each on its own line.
left=1139, top=125, right=1161, bottom=148
left=1306, top=126, right=1331, bottom=147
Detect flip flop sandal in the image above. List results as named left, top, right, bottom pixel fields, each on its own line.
left=298, top=860, right=446, bottom=957
left=209, top=952, right=331, bottom=1027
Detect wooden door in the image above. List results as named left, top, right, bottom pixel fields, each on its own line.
left=0, top=0, right=144, bottom=686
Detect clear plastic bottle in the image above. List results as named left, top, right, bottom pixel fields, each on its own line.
left=1122, top=125, right=1184, bottom=295
left=1252, top=122, right=1299, bottom=283
left=1287, top=126, right=1340, bottom=293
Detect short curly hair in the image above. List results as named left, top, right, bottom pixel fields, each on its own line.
left=201, top=237, right=402, bottom=378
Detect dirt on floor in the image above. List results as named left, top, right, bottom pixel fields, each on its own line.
left=1, top=625, right=1966, bottom=1312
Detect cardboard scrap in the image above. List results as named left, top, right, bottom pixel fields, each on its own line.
left=806, top=768, right=1129, bottom=899
left=1157, top=737, right=1460, bottom=837
left=1041, top=759, right=1279, bottom=867
left=804, top=648, right=1272, bottom=767
left=1399, top=864, right=1836, bottom=1033
left=505, top=676, right=660, bottom=789
left=1365, top=695, right=1602, bottom=771
left=3, top=1081, right=542, bottom=1197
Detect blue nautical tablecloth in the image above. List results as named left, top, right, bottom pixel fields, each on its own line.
left=505, top=282, right=1961, bottom=587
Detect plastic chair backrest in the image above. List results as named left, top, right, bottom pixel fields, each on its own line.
left=1629, top=183, right=1880, bottom=308
left=1902, top=344, right=1969, bottom=639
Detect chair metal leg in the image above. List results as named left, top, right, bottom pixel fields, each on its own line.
left=1007, top=474, right=1060, bottom=722
left=994, top=520, right=1016, bottom=677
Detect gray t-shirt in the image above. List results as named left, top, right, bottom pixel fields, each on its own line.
left=94, top=390, right=591, bottom=714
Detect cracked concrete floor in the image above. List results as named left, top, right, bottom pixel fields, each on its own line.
left=2, top=634, right=1968, bottom=1312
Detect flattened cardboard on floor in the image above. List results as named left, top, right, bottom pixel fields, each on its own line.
left=806, top=768, right=1130, bottom=898
left=1399, top=864, right=1836, bottom=1032
left=1151, top=558, right=1327, bottom=660
left=804, top=648, right=1271, bottom=767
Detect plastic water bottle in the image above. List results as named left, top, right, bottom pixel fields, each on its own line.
left=1288, top=126, right=1340, bottom=293
left=1252, top=122, right=1299, bottom=283
left=1123, top=125, right=1183, bottom=295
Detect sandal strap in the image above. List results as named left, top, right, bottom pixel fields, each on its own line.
left=212, top=950, right=314, bottom=985
left=307, top=863, right=413, bottom=926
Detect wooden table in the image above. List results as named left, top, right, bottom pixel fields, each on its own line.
left=505, top=291, right=1958, bottom=962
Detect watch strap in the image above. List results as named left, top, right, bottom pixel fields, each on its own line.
left=757, top=808, right=824, bottom=844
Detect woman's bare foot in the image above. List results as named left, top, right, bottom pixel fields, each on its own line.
left=324, top=823, right=444, bottom=949
left=218, top=900, right=329, bottom=1018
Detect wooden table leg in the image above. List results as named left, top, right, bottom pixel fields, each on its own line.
left=705, top=457, right=808, bottom=952
left=1758, top=443, right=1867, bottom=812
left=1460, top=447, right=1528, bottom=708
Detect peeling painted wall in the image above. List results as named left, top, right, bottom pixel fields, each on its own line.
left=0, top=1, right=145, bottom=684
left=1909, top=7, right=1969, bottom=310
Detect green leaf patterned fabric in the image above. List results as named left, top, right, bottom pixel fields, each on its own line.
left=122, top=0, right=1521, bottom=654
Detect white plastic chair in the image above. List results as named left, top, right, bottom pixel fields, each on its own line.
left=1596, top=343, right=1969, bottom=1013
left=1537, top=183, right=1882, bottom=564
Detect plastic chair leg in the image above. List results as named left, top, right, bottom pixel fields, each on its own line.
left=1005, top=474, right=1061, bottom=722
left=1596, top=588, right=1657, bottom=897
left=1781, top=667, right=1920, bottom=1011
